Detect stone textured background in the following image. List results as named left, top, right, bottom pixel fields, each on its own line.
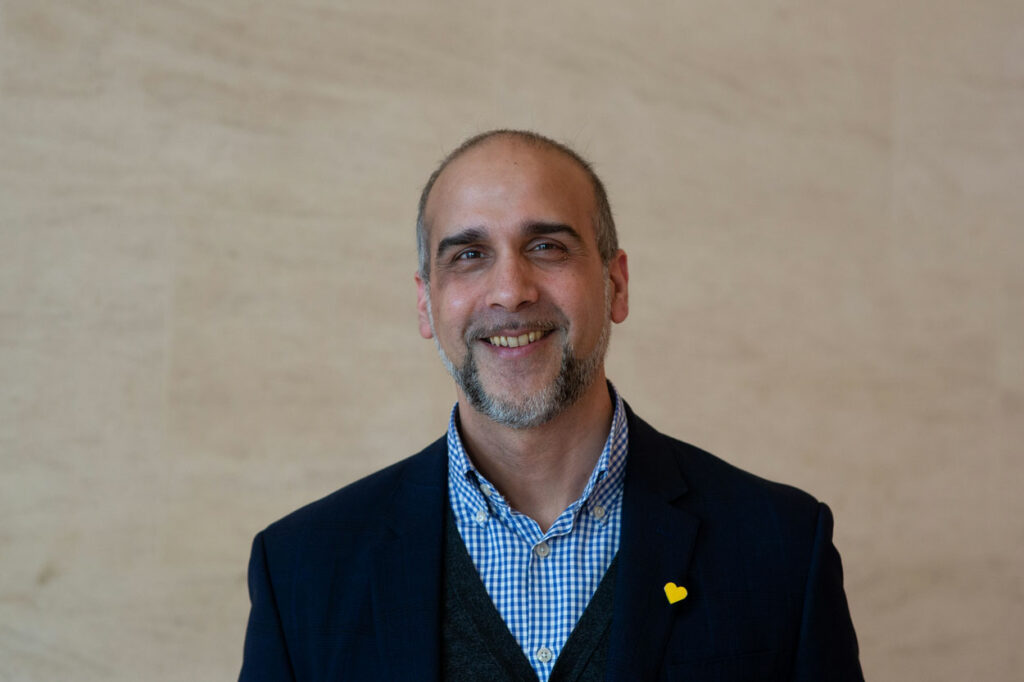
left=2, top=0, right=1022, bottom=679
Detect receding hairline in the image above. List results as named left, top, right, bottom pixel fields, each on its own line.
left=416, top=129, right=617, bottom=282
left=422, top=132, right=595, bottom=223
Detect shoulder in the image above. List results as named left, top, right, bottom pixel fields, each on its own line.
left=626, top=407, right=824, bottom=535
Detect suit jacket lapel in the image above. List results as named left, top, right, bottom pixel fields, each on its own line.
left=606, top=408, right=701, bottom=682
left=371, top=438, right=447, bottom=682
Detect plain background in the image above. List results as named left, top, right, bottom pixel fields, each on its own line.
left=2, top=1, right=1022, bottom=679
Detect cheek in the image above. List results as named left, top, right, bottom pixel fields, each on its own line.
left=563, top=279, right=603, bottom=318
left=432, top=286, right=476, bottom=336
left=562, top=289, right=609, bottom=344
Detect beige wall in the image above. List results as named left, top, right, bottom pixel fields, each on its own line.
left=2, top=1, right=1022, bottom=679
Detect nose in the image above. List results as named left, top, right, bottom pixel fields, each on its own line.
left=486, top=254, right=539, bottom=312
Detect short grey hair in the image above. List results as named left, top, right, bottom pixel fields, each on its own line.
left=415, top=129, right=618, bottom=284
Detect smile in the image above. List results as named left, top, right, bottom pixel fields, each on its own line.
left=485, top=330, right=550, bottom=348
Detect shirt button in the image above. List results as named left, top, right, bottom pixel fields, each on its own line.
left=534, top=541, right=551, bottom=558
left=592, top=505, right=606, bottom=519
left=481, top=486, right=492, bottom=497
left=536, top=646, right=553, bottom=663
left=474, top=509, right=487, bottom=524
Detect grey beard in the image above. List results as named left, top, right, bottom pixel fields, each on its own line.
left=426, top=285, right=611, bottom=429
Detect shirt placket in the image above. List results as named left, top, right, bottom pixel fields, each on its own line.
left=527, top=529, right=558, bottom=678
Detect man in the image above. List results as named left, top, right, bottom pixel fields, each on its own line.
left=239, top=130, right=863, bottom=681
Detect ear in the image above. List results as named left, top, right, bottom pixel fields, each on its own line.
left=608, top=250, right=629, bottom=324
left=415, top=272, right=434, bottom=339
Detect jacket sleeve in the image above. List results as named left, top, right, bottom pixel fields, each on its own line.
left=239, top=531, right=296, bottom=682
left=792, top=503, right=864, bottom=681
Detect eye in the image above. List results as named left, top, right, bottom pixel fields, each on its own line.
left=456, top=249, right=485, bottom=260
left=529, top=240, right=568, bottom=258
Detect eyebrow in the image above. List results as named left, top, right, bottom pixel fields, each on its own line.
left=435, top=222, right=584, bottom=261
left=524, top=221, right=583, bottom=243
left=436, top=227, right=488, bottom=261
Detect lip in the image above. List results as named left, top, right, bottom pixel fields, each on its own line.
left=486, top=328, right=545, bottom=338
left=478, top=329, right=555, bottom=355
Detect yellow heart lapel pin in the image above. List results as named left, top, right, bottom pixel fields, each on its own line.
left=664, top=582, right=688, bottom=604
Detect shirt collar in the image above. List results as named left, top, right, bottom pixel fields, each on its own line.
left=446, top=382, right=629, bottom=531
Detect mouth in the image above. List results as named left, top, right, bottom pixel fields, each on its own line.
left=484, top=330, right=552, bottom=348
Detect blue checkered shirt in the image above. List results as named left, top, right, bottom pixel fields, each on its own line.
left=446, top=387, right=629, bottom=681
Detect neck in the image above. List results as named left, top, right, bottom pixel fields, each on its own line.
left=456, top=374, right=614, bottom=533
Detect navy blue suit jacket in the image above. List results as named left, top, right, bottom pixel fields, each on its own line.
left=240, top=407, right=863, bottom=681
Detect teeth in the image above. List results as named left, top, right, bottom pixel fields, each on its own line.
left=487, top=331, right=547, bottom=348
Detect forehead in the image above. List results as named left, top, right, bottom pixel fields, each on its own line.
left=424, top=138, right=596, bottom=243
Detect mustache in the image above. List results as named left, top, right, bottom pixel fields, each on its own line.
left=464, top=315, right=567, bottom=341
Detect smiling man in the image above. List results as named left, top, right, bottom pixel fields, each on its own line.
left=239, top=130, right=864, bottom=681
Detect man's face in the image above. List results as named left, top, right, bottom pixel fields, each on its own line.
left=416, top=137, right=628, bottom=428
